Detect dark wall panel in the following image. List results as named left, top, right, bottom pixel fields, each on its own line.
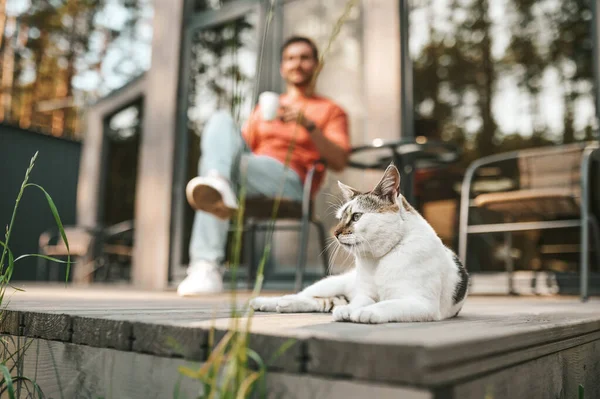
left=0, top=125, right=81, bottom=281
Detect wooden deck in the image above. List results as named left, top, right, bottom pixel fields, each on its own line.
left=1, top=285, right=600, bottom=398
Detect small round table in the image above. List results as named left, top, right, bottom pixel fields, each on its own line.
left=348, top=138, right=461, bottom=205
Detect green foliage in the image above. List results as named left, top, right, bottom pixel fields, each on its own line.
left=0, top=152, right=72, bottom=398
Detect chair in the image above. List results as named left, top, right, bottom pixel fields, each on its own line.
left=235, top=162, right=329, bottom=291
left=38, top=220, right=134, bottom=283
left=458, top=142, right=600, bottom=300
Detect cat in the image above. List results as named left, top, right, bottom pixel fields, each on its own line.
left=250, top=164, right=469, bottom=323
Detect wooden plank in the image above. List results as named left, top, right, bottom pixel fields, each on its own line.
left=4, top=335, right=435, bottom=399
left=307, top=335, right=422, bottom=382
left=426, top=330, right=600, bottom=386
left=305, top=314, right=600, bottom=386
left=0, top=310, right=21, bottom=335
left=13, top=305, right=600, bottom=386
left=22, top=311, right=72, bottom=342
left=5, top=335, right=202, bottom=399
left=420, top=313, right=600, bottom=369
left=451, top=339, right=600, bottom=399
left=6, top=287, right=600, bottom=388
left=131, top=321, right=207, bottom=361
left=265, top=371, right=432, bottom=399
left=211, top=327, right=305, bottom=373
left=72, top=316, right=132, bottom=351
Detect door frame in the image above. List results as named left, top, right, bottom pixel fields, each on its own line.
left=170, top=0, right=279, bottom=279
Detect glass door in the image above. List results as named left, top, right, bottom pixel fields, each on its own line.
left=171, top=0, right=269, bottom=278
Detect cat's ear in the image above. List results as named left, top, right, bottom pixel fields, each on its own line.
left=338, top=181, right=360, bottom=202
left=372, top=164, right=401, bottom=203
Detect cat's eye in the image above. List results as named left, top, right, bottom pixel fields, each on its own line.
left=351, top=213, right=363, bottom=222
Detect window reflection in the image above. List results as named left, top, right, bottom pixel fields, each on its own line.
left=107, top=105, right=141, bottom=142
left=181, top=10, right=259, bottom=265
left=410, top=0, right=597, bottom=162
left=187, top=12, right=258, bottom=134
left=409, top=0, right=598, bottom=273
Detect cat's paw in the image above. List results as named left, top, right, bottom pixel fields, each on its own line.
left=276, top=295, right=315, bottom=313
left=249, top=296, right=280, bottom=312
left=332, top=305, right=353, bottom=322
left=350, top=308, right=388, bottom=324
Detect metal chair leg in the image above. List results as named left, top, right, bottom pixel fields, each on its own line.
left=580, top=146, right=596, bottom=301
left=246, top=222, right=256, bottom=290
left=589, top=216, right=600, bottom=272
left=504, top=231, right=516, bottom=295
left=295, top=217, right=311, bottom=292
left=36, top=254, right=48, bottom=281
left=49, top=261, right=59, bottom=282
left=581, top=216, right=590, bottom=302
left=313, top=221, right=329, bottom=276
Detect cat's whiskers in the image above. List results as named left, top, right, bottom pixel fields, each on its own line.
left=328, top=242, right=342, bottom=272
left=328, top=241, right=343, bottom=273
left=325, top=202, right=345, bottom=218
left=320, top=237, right=339, bottom=260
left=356, top=232, right=375, bottom=256
left=324, top=192, right=344, bottom=204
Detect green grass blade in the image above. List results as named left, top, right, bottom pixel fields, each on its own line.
left=24, top=183, right=71, bottom=282
left=173, top=373, right=183, bottom=399
left=0, top=240, right=16, bottom=306
left=8, top=376, right=44, bottom=399
left=579, top=384, right=584, bottom=399
left=245, top=348, right=267, bottom=398
left=14, top=254, right=71, bottom=264
left=0, top=364, right=16, bottom=399
left=0, top=241, right=15, bottom=268
left=245, top=348, right=265, bottom=371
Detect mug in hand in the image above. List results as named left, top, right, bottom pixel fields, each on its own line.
left=259, top=91, right=280, bottom=121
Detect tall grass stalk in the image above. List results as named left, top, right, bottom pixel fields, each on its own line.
left=0, top=152, right=72, bottom=398
left=179, top=1, right=359, bottom=397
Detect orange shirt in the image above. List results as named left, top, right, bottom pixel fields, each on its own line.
left=242, top=93, right=351, bottom=194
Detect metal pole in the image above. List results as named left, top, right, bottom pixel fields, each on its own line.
left=399, top=0, right=414, bottom=138
left=592, top=0, right=600, bottom=134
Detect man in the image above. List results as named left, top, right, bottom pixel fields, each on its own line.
left=178, top=36, right=351, bottom=296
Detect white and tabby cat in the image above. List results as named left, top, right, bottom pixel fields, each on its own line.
left=250, top=165, right=469, bottom=323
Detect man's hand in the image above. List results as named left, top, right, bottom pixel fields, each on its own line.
left=278, top=104, right=348, bottom=171
left=278, top=105, right=316, bottom=132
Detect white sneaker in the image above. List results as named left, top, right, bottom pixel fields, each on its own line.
left=177, top=260, right=224, bottom=296
left=186, top=171, right=238, bottom=220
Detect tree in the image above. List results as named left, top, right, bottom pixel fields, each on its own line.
left=1, top=0, right=150, bottom=139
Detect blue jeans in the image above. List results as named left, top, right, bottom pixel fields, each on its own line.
left=189, top=110, right=304, bottom=265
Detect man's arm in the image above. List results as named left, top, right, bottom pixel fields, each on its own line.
left=280, top=106, right=349, bottom=172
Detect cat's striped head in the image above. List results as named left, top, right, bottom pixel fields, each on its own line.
left=334, top=165, right=411, bottom=257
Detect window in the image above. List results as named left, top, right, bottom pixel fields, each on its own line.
left=3, top=0, right=152, bottom=139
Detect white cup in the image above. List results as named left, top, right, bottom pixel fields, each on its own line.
left=259, top=91, right=280, bottom=121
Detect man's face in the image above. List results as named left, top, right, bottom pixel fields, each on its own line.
left=280, top=42, right=318, bottom=87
